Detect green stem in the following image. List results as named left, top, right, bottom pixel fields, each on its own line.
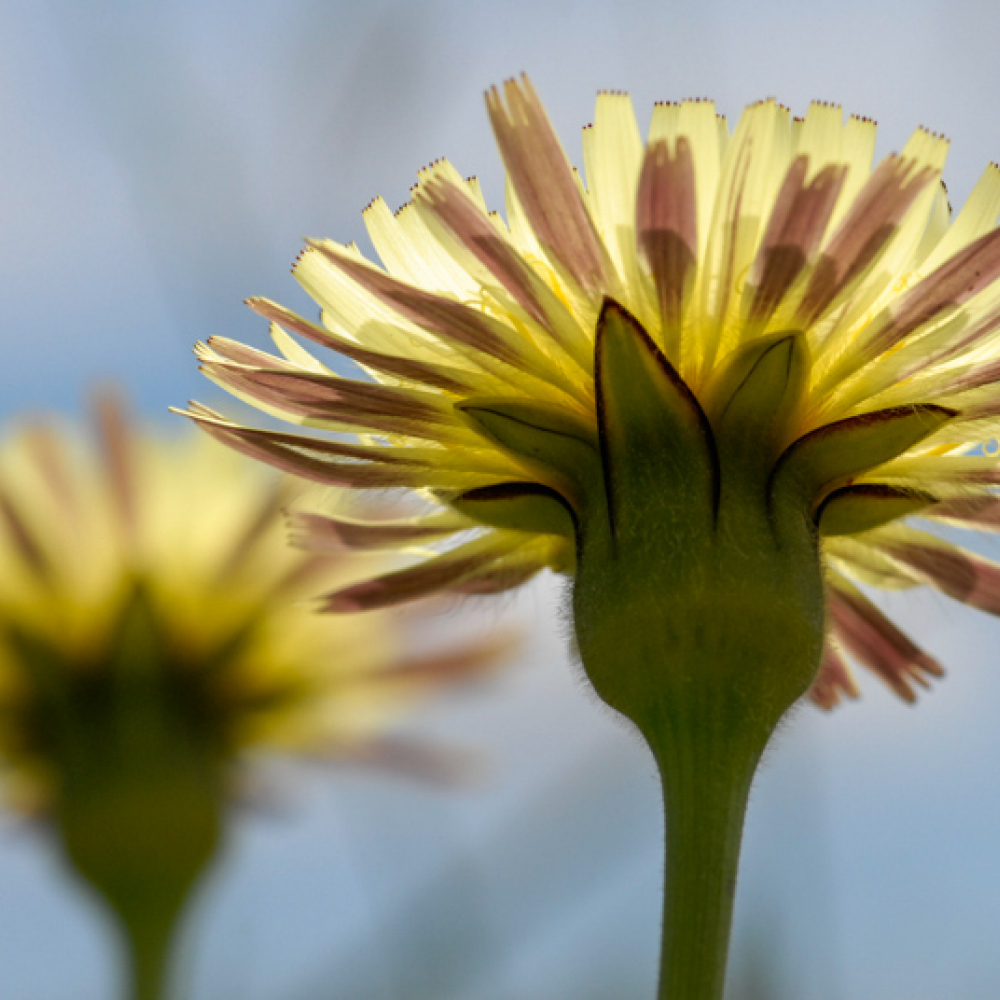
left=122, top=904, right=175, bottom=1000
left=649, top=730, right=763, bottom=1000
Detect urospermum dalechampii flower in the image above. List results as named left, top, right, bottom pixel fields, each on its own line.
left=185, top=76, right=1000, bottom=1000
left=0, top=394, right=511, bottom=1000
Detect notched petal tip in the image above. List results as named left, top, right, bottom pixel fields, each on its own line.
left=828, top=579, right=944, bottom=703
left=486, top=75, right=609, bottom=292
left=807, top=645, right=860, bottom=710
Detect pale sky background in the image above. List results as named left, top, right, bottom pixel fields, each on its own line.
left=3, top=0, right=1000, bottom=998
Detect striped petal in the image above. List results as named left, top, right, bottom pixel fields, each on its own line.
left=827, top=576, right=944, bottom=702
left=744, top=156, right=846, bottom=328
left=288, top=510, right=471, bottom=551
left=201, top=363, right=464, bottom=442
left=414, top=174, right=590, bottom=367
left=875, top=531, right=1000, bottom=616
left=807, top=642, right=860, bottom=710
left=308, top=239, right=528, bottom=369
left=636, top=136, right=698, bottom=362
left=178, top=407, right=505, bottom=489
left=486, top=76, right=609, bottom=294
left=849, top=228, right=1000, bottom=370
left=246, top=298, right=474, bottom=393
left=928, top=494, right=1000, bottom=531
left=797, top=154, right=937, bottom=328
left=320, top=534, right=516, bottom=611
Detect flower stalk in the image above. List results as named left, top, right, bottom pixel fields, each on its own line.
left=569, top=303, right=826, bottom=999
left=454, top=302, right=836, bottom=997
left=38, top=590, right=222, bottom=1000
left=653, top=727, right=759, bottom=1000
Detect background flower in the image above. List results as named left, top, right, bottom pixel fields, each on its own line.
left=0, top=395, right=508, bottom=810
left=0, top=392, right=512, bottom=998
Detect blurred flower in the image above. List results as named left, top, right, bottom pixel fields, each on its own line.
left=0, top=392, right=512, bottom=999
left=187, top=77, right=1000, bottom=710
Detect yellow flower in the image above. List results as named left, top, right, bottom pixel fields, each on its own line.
left=0, top=393, right=512, bottom=1000
left=187, top=77, right=1000, bottom=714
left=187, top=77, right=1000, bottom=1000
left=0, top=394, right=507, bottom=810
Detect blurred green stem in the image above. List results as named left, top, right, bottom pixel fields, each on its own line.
left=43, top=590, right=223, bottom=1000
left=120, top=895, right=180, bottom=1000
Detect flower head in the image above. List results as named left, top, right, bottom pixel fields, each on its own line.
left=1, top=393, right=513, bottom=999
left=0, top=394, right=508, bottom=812
left=188, top=76, right=1000, bottom=710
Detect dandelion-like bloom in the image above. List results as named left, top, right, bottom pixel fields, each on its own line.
left=187, top=77, right=1000, bottom=999
left=0, top=395, right=509, bottom=1000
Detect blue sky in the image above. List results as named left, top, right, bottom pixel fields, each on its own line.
left=3, top=0, right=1000, bottom=997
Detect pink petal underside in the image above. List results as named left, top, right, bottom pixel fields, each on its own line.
left=189, top=415, right=430, bottom=488
left=419, top=176, right=563, bottom=337
left=958, top=466, right=1000, bottom=485
left=861, top=228, right=1000, bottom=362
left=486, top=76, right=608, bottom=293
left=879, top=538, right=1000, bottom=615
left=0, top=489, right=50, bottom=579
left=204, top=364, right=455, bottom=439
left=203, top=337, right=299, bottom=372
left=449, top=558, right=542, bottom=595
left=309, top=242, right=527, bottom=369
left=748, top=157, right=847, bottom=324
left=91, top=390, right=139, bottom=539
left=930, top=495, right=1000, bottom=530
left=797, top=156, right=936, bottom=326
left=246, top=298, right=472, bottom=394
left=370, top=632, right=517, bottom=684
left=807, top=642, right=860, bottom=710
left=827, top=582, right=943, bottom=702
left=636, top=136, right=698, bottom=336
left=20, top=425, right=77, bottom=518
left=288, top=510, right=464, bottom=551
left=321, top=544, right=505, bottom=612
